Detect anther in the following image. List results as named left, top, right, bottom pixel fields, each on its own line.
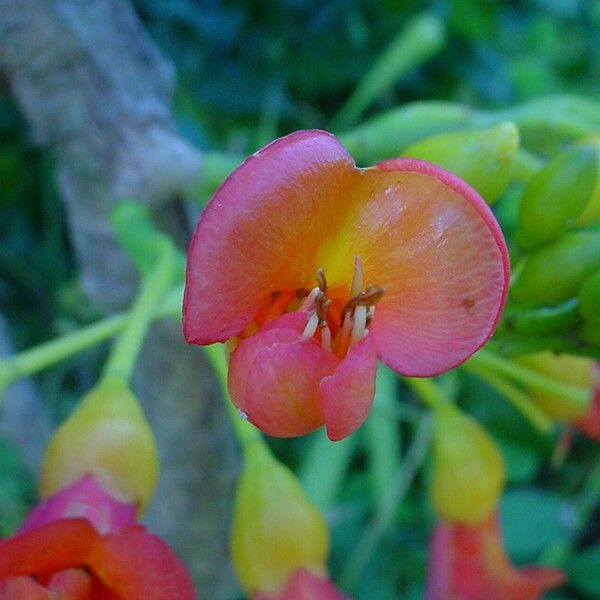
left=300, top=286, right=321, bottom=311
left=316, top=267, right=327, bottom=293
left=315, top=293, right=331, bottom=324
left=342, top=284, right=385, bottom=316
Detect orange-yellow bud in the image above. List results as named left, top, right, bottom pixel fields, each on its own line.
left=431, top=405, right=505, bottom=524
left=231, top=441, right=329, bottom=597
left=515, top=351, right=595, bottom=421
left=40, top=376, right=158, bottom=513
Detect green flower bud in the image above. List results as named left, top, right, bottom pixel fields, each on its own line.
left=402, top=123, right=519, bottom=204
left=511, top=229, right=600, bottom=305
left=516, top=144, right=599, bottom=251
left=579, top=271, right=600, bottom=324
left=577, top=136, right=600, bottom=225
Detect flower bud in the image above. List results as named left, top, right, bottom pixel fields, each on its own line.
left=231, top=441, right=329, bottom=597
left=515, top=352, right=594, bottom=422
left=516, top=144, right=598, bottom=251
left=431, top=405, right=504, bottom=524
left=511, top=228, right=600, bottom=305
left=40, top=376, right=158, bottom=513
left=576, top=136, right=600, bottom=225
left=579, top=270, right=600, bottom=324
left=402, top=122, right=519, bottom=204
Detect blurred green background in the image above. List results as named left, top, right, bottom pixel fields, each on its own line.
left=1, top=1, right=600, bottom=598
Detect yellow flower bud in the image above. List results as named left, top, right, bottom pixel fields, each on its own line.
left=516, top=351, right=595, bottom=421
left=431, top=405, right=505, bottom=524
left=231, top=441, right=329, bottom=597
left=40, top=376, right=158, bottom=513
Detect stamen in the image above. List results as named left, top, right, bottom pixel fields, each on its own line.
left=300, top=286, right=321, bottom=311
left=316, top=267, right=327, bottom=293
left=320, top=324, right=332, bottom=350
left=350, top=256, right=364, bottom=298
left=315, top=293, right=331, bottom=324
left=351, top=305, right=368, bottom=345
left=366, top=305, right=376, bottom=326
left=342, top=284, right=385, bottom=316
left=302, top=312, right=319, bottom=339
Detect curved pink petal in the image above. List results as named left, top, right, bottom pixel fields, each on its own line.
left=48, top=569, right=92, bottom=599
left=0, top=577, right=54, bottom=599
left=241, top=336, right=340, bottom=437
left=19, top=475, right=136, bottom=536
left=184, top=130, right=355, bottom=344
left=321, top=332, right=377, bottom=441
left=362, top=159, right=509, bottom=376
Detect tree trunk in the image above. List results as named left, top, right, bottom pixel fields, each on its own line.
left=0, top=1, right=238, bottom=596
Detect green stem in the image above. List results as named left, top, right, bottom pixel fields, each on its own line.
left=0, top=285, right=183, bottom=398
left=202, top=343, right=262, bottom=447
left=462, top=361, right=553, bottom=434
left=339, top=413, right=433, bottom=590
left=331, top=13, right=445, bottom=130
left=469, top=350, right=589, bottom=410
left=404, top=376, right=448, bottom=410
left=102, top=239, right=176, bottom=382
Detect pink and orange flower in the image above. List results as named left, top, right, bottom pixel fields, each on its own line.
left=426, top=512, right=564, bottom=600
left=184, top=130, right=509, bottom=440
left=0, top=475, right=195, bottom=600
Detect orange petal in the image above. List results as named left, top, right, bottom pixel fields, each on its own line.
left=321, top=332, right=377, bottom=441
left=362, top=159, right=509, bottom=375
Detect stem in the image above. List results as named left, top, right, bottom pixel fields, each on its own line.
left=404, top=376, right=448, bottom=410
left=0, top=285, right=183, bottom=398
left=331, top=13, right=445, bottom=130
left=462, top=361, right=553, bottom=434
left=102, top=239, right=176, bottom=382
left=469, top=350, right=590, bottom=410
left=202, top=343, right=262, bottom=447
left=339, top=413, right=433, bottom=590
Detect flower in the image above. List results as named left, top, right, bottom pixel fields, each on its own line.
left=431, top=404, right=505, bottom=524
left=231, top=440, right=347, bottom=599
left=40, top=375, right=159, bottom=512
left=0, top=475, right=195, bottom=599
left=184, top=130, right=509, bottom=439
left=426, top=512, right=564, bottom=600
left=516, top=352, right=600, bottom=440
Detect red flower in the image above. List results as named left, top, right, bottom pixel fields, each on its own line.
left=426, top=512, right=564, bottom=600
left=255, top=569, right=349, bottom=600
left=184, top=130, right=509, bottom=439
left=0, top=476, right=195, bottom=600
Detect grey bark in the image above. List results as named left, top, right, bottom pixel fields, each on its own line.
left=0, top=1, right=238, bottom=596
left=0, top=315, right=52, bottom=472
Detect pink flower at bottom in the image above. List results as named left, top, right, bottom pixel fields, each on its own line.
left=255, top=569, right=350, bottom=600
left=426, top=512, right=564, bottom=600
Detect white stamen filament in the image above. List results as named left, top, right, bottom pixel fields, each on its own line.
left=351, top=305, right=368, bottom=345
left=366, top=306, right=375, bottom=323
left=350, top=256, right=364, bottom=298
left=300, top=286, right=321, bottom=311
left=340, top=310, right=353, bottom=340
left=320, top=324, right=332, bottom=350
left=302, top=312, right=319, bottom=339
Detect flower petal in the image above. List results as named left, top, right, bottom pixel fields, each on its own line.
left=321, top=332, right=377, bottom=441
left=89, top=525, right=196, bottom=600
left=0, top=520, right=195, bottom=600
left=255, top=568, right=349, bottom=600
left=426, top=513, right=564, bottom=600
left=19, top=475, right=136, bottom=536
left=238, top=333, right=340, bottom=437
left=48, top=569, right=92, bottom=599
left=359, top=159, right=509, bottom=376
left=184, top=130, right=355, bottom=344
